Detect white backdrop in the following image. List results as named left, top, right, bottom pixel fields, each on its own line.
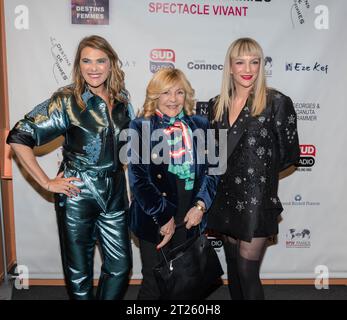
left=4, top=0, right=347, bottom=280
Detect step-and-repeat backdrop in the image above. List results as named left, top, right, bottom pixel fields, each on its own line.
left=4, top=0, right=347, bottom=280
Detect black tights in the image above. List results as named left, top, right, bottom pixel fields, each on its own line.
left=223, top=236, right=267, bottom=300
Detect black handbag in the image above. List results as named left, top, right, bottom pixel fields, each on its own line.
left=153, top=226, right=224, bottom=300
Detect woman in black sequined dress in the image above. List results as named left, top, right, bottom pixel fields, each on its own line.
left=207, top=38, right=300, bottom=300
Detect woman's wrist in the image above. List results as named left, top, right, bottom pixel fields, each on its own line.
left=194, top=200, right=206, bottom=213
left=41, top=178, right=51, bottom=191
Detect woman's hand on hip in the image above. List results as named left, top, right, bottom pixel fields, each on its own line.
left=157, top=217, right=176, bottom=250
left=45, top=171, right=81, bottom=197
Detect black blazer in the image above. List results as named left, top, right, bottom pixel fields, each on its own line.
left=207, top=89, right=300, bottom=241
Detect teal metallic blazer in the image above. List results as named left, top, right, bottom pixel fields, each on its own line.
left=7, top=86, right=135, bottom=213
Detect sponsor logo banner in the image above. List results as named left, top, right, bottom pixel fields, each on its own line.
left=148, top=0, right=272, bottom=17
left=286, top=228, right=311, bottom=248
left=50, top=37, right=72, bottom=84
left=297, top=144, right=316, bottom=172
left=187, top=60, right=223, bottom=71
left=196, top=101, right=209, bottom=118
left=149, top=48, right=175, bottom=73
left=265, top=56, right=273, bottom=77
left=282, top=194, right=320, bottom=207
left=294, top=102, right=320, bottom=122
left=285, top=61, right=328, bottom=74
left=71, top=0, right=109, bottom=25
left=290, top=0, right=329, bottom=30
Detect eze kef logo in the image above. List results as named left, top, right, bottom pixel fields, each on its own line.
left=285, top=62, right=328, bottom=74
left=150, top=49, right=175, bottom=73
left=298, top=144, right=316, bottom=167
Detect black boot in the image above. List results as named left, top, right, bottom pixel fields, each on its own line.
left=223, top=241, right=243, bottom=300
left=237, top=255, right=264, bottom=300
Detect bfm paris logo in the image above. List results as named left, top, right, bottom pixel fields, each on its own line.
left=298, top=144, right=315, bottom=171
left=149, top=49, right=175, bottom=73
left=286, top=227, right=311, bottom=248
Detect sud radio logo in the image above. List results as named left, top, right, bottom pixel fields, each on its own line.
left=208, top=236, right=223, bottom=253
left=149, top=49, right=175, bottom=73
left=298, top=144, right=316, bottom=171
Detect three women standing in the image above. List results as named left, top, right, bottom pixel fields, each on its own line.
left=8, top=34, right=299, bottom=301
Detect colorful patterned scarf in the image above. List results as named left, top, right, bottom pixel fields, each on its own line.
left=155, top=109, right=195, bottom=190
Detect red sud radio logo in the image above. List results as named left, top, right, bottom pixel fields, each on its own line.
left=298, top=144, right=316, bottom=171
left=150, top=49, right=175, bottom=73
left=206, top=229, right=223, bottom=252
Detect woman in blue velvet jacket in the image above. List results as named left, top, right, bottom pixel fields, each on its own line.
left=127, top=68, right=219, bottom=299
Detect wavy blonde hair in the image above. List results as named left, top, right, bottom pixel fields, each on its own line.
left=214, top=37, right=267, bottom=122
left=140, top=68, right=195, bottom=118
left=60, top=35, right=128, bottom=108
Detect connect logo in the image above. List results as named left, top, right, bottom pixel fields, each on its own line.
left=187, top=60, right=223, bottom=71
left=149, top=49, right=175, bottom=73
left=298, top=144, right=316, bottom=171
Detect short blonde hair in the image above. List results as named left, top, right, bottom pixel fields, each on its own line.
left=214, top=37, right=267, bottom=122
left=141, top=68, right=195, bottom=118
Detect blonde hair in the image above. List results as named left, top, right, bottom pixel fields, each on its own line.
left=214, top=37, right=267, bottom=122
left=141, top=68, right=195, bottom=118
left=59, top=35, right=128, bottom=108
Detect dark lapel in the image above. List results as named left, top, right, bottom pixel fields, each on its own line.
left=184, top=115, right=202, bottom=179
left=226, top=104, right=252, bottom=159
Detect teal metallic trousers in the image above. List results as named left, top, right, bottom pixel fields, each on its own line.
left=55, top=169, right=132, bottom=300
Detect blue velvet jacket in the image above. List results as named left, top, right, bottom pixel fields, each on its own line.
left=128, top=113, right=219, bottom=243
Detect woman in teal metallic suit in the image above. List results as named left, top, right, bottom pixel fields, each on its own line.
left=7, top=35, right=134, bottom=300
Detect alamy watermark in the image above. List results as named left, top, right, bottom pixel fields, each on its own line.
left=119, top=127, right=228, bottom=175
left=314, top=265, right=329, bottom=290
left=14, top=265, right=29, bottom=290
